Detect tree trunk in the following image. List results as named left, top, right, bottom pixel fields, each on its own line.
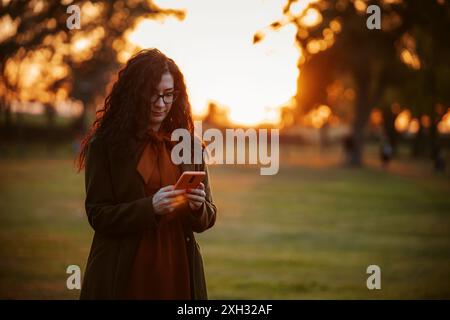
left=349, top=68, right=371, bottom=167
left=72, top=100, right=89, bottom=133
left=2, top=102, right=13, bottom=131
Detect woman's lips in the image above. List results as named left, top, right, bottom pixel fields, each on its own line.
left=152, top=111, right=164, bottom=117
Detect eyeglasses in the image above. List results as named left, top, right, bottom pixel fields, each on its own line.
left=150, top=90, right=179, bottom=104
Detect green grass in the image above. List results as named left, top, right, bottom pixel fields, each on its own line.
left=3, top=113, right=77, bottom=128
left=0, top=144, right=449, bottom=299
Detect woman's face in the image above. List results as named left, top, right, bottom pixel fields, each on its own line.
left=149, top=72, right=175, bottom=131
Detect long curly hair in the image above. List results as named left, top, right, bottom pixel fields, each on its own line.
left=75, top=48, right=194, bottom=172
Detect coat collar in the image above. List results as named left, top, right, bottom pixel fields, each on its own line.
left=108, top=134, right=199, bottom=177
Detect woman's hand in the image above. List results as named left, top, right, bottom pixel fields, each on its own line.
left=152, top=185, right=186, bottom=215
left=186, top=182, right=206, bottom=211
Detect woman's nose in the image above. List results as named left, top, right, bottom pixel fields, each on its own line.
left=154, top=97, right=165, bottom=108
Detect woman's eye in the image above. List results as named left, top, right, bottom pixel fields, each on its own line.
left=165, top=93, right=174, bottom=97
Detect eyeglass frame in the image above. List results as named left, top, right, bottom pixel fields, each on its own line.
left=150, top=90, right=179, bottom=105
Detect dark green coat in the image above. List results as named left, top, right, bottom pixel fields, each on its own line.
left=79, top=134, right=217, bottom=300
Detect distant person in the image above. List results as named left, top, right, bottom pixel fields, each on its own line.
left=44, top=102, right=56, bottom=128
left=433, top=144, right=446, bottom=172
left=319, top=121, right=330, bottom=148
left=75, top=49, right=217, bottom=300
left=380, top=139, right=393, bottom=169
left=342, top=133, right=355, bottom=165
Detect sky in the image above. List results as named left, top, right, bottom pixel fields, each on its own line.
left=127, top=0, right=300, bottom=126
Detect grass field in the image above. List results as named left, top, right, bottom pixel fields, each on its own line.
left=0, top=143, right=449, bottom=299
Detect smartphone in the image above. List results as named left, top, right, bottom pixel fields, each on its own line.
left=174, top=171, right=206, bottom=190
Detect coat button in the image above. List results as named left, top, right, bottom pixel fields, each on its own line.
left=186, top=236, right=190, bottom=242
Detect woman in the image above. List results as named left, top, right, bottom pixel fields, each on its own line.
left=76, top=48, right=217, bottom=300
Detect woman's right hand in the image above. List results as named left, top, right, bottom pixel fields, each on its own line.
left=152, top=185, right=186, bottom=215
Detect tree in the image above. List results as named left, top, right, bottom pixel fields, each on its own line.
left=255, top=0, right=450, bottom=166
left=0, top=0, right=184, bottom=132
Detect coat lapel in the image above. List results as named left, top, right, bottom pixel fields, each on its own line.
left=107, top=135, right=198, bottom=202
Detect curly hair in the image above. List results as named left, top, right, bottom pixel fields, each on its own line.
left=75, top=48, right=194, bottom=172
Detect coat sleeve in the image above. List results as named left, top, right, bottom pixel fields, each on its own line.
left=188, top=159, right=217, bottom=234
left=84, top=135, right=158, bottom=236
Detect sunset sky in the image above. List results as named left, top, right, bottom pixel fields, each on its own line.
left=127, top=0, right=301, bottom=126
left=5, top=0, right=447, bottom=131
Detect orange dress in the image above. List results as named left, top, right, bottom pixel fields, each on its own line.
left=125, top=130, right=191, bottom=300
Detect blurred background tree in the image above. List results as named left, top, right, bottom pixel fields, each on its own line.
left=255, top=0, right=450, bottom=166
left=0, top=0, right=184, bottom=138
left=1, top=0, right=449, bottom=165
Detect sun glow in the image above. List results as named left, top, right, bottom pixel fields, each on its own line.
left=127, top=0, right=301, bottom=126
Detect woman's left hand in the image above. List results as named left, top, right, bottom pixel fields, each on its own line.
left=186, top=182, right=206, bottom=211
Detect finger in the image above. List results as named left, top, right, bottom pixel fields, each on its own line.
left=185, top=194, right=206, bottom=202
left=160, top=185, right=174, bottom=192
left=189, top=200, right=203, bottom=209
left=169, top=193, right=188, bottom=204
left=163, top=189, right=186, bottom=198
left=155, top=202, right=171, bottom=215
left=160, top=198, right=172, bottom=207
left=158, top=196, right=185, bottom=212
left=189, top=200, right=202, bottom=206
left=186, top=189, right=206, bottom=197
left=188, top=183, right=204, bottom=191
